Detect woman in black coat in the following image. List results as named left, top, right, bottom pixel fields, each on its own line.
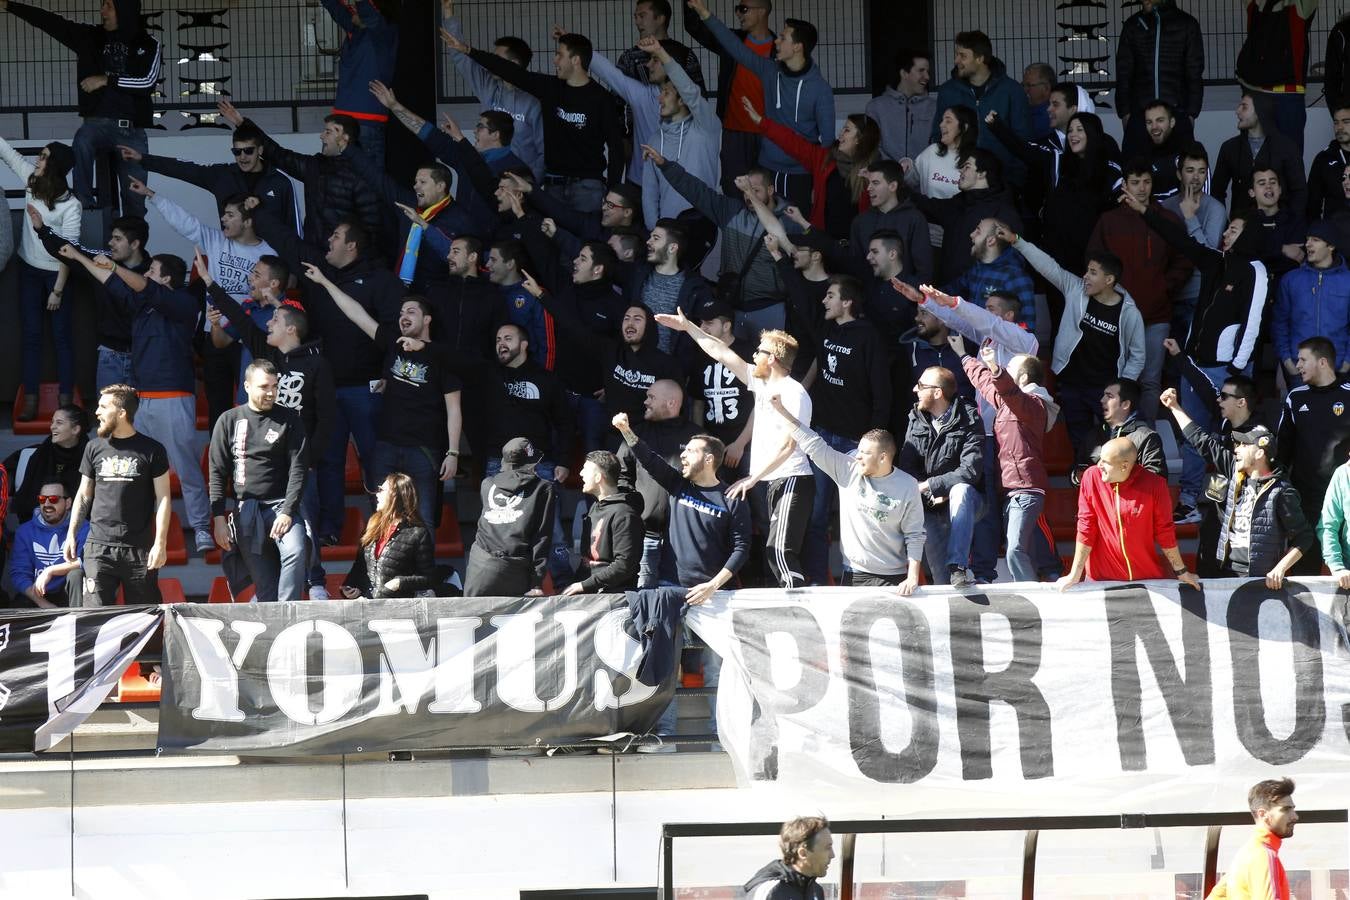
left=341, top=473, right=437, bottom=599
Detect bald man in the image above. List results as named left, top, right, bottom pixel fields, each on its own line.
left=1058, top=436, right=1198, bottom=589
left=616, top=378, right=703, bottom=586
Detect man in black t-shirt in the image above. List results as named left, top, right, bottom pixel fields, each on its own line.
left=66, top=385, right=171, bottom=607
left=208, top=360, right=309, bottom=604
left=306, top=265, right=463, bottom=526
left=684, top=300, right=754, bottom=479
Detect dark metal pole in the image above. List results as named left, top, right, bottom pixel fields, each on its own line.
left=840, top=832, right=857, bottom=900
left=1203, top=824, right=1224, bottom=895
left=1021, top=829, right=1039, bottom=900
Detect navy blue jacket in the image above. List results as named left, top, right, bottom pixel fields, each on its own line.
left=105, top=276, right=198, bottom=393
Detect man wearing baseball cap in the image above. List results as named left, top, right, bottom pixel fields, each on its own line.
left=464, top=438, right=559, bottom=597
left=1216, top=426, right=1314, bottom=587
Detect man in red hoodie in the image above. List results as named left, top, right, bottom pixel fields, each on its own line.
left=1057, top=436, right=1199, bottom=589
left=1088, top=162, right=1192, bottom=423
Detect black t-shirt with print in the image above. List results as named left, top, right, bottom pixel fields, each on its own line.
left=375, top=324, right=463, bottom=451
left=1062, top=297, right=1123, bottom=388
left=686, top=339, right=754, bottom=446
left=79, top=432, right=170, bottom=549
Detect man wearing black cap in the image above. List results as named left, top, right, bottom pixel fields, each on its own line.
left=1273, top=221, right=1350, bottom=387
left=465, top=438, right=559, bottom=596
left=1210, top=426, right=1314, bottom=586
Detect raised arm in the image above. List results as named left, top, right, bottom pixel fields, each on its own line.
left=654, top=308, right=751, bottom=383
left=302, top=262, right=377, bottom=338
left=998, top=224, right=1080, bottom=298
left=687, top=3, right=775, bottom=81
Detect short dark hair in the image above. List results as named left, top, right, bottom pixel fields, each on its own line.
left=783, top=18, right=818, bottom=56
left=401, top=294, right=435, bottom=318
left=490, top=239, right=531, bottom=272
left=653, top=217, right=688, bottom=265
left=828, top=274, right=864, bottom=312
left=1025, top=62, right=1055, bottom=85
left=151, top=253, right=187, bottom=289
left=868, top=228, right=905, bottom=258
left=454, top=234, right=484, bottom=262
left=609, top=227, right=644, bottom=258
left=100, top=383, right=140, bottom=422
left=688, top=433, right=727, bottom=469
left=894, top=48, right=930, bottom=77
left=232, top=122, right=265, bottom=146
left=111, top=215, right=149, bottom=249
left=222, top=192, right=255, bottom=224
left=275, top=304, right=309, bottom=341
left=1122, top=157, right=1154, bottom=180
left=581, top=240, right=618, bottom=278
left=780, top=816, right=830, bottom=865
left=494, top=36, right=532, bottom=68
left=1049, top=81, right=1078, bottom=107
left=638, top=0, right=672, bottom=22
left=53, top=402, right=87, bottom=434
left=258, top=253, right=290, bottom=289
left=954, top=30, right=993, bottom=64
left=333, top=216, right=372, bottom=258
left=480, top=109, right=515, bottom=145
left=1247, top=777, right=1294, bottom=816
left=1177, top=141, right=1210, bottom=169
left=323, top=113, right=361, bottom=144
left=860, top=428, right=896, bottom=457
left=558, top=33, right=594, bottom=71
left=585, top=449, right=622, bottom=486
left=985, top=291, right=1021, bottom=317
left=1222, top=373, right=1257, bottom=402
left=610, top=182, right=642, bottom=211
left=1142, top=98, right=1176, bottom=118
left=1086, top=250, right=1124, bottom=285
left=1251, top=166, right=1281, bottom=186
left=868, top=158, right=905, bottom=189
left=418, top=164, right=453, bottom=192
left=1299, top=335, right=1337, bottom=366
left=1016, top=354, right=1045, bottom=385
left=1107, top=377, right=1142, bottom=411
left=958, top=147, right=1003, bottom=186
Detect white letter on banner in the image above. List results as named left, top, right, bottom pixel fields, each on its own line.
left=267, top=620, right=364, bottom=726
left=544, top=609, right=588, bottom=711
left=490, top=610, right=547, bottom=712
left=28, top=614, right=76, bottom=722
left=593, top=608, right=657, bottom=710
left=370, top=617, right=484, bottom=715
left=175, top=616, right=267, bottom=722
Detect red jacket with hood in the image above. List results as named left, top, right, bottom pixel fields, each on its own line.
left=961, top=356, right=1049, bottom=494
left=1087, top=204, right=1193, bottom=324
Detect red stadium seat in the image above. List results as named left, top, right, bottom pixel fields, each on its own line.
left=435, top=505, right=464, bottom=557
left=165, top=512, right=188, bottom=565
left=319, top=507, right=364, bottom=561
left=207, top=576, right=255, bottom=603
left=195, top=384, right=209, bottom=431
left=114, top=661, right=160, bottom=703
left=1043, top=421, right=1074, bottom=477
left=115, top=578, right=186, bottom=605
left=1044, top=486, right=1079, bottom=543
left=12, top=384, right=81, bottom=436
left=345, top=441, right=365, bottom=494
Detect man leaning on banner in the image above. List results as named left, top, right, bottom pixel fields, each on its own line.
left=1057, top=436, right=1199, bottom=590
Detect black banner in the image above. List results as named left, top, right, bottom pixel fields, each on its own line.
left=159, top=594, right=681, bottom=755
left=0, top=606, right=164, bottom=753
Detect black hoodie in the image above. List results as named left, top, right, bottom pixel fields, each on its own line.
left=576, top=492, right=644, bottom=591
left=9, top=0, right=161, bottom=127
left=1142, top=206, right=1268, bottom=371
left=470, top=466, right=558, bottom=583
left=742, top=860, right=824, bottom=900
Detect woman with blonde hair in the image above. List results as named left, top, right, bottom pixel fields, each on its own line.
left=340, top=472, right=437, bottom=599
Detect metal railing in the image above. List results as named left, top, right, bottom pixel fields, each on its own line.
left=660, top=810, right=1350, bottom=900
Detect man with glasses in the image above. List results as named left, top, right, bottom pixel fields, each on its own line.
left=685, top=0, right=776, bottom=196
left=1021, top=63, right=1055, bottom=142
left=11, top=480, right=87, bottom=608
left=119, top=123, right=300, bottom=235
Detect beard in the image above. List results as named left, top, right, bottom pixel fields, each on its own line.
left=97, top=417, right=115, bottom=438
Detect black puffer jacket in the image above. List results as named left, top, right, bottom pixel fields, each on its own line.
left=1215, top=469, right=1314, bottom=575
left=1212, top=129, right=1308, bottom=215
left=1306, top=140, right=1350, bottom=220
left=898, top=397, right=985, bottom=500
left=246, top=117, right=385, bottom=248
left=1326, top=18, right=1350, bottom=115
left=344, top=522, right=437, bottom=599
left=1114, top=0, right=1205, bottom=118
left=141, top=154, right=298, bottom=229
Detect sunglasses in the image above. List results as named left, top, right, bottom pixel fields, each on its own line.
left=230, top=146, right=258, bottom=156
left=37, top=495, right=65, bottom=504
left=1219, top=391, right=1242, bottom=400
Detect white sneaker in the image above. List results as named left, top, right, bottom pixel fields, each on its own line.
left=308, top=585, right=330, bottom=601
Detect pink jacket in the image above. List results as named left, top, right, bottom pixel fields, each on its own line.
left=961, top=356, right=1048, bottom=493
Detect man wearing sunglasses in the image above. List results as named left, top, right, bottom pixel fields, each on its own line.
left=117, top=123, right=300, bottom=235
left=10, top=481, right=87, bottom=608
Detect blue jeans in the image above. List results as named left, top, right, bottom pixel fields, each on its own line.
left=803, top=428, right=857, bottom=585
left=541, top=176, right=604, bottom=213
left=318, top=385, right=381, bottom=537
left=372, top=441, right=440, bottom=527
left=922, top=481, right=984, bottom=578
left=96, top=345, right=133, bottom=390
left=73, top=118, right=148, bottom=216
left=359, top=120, right=386, bottom=173
left=1139, top=322, right=1172, bottom=423
left=234, top=500, right=308, bottom=603
left=1179, top=362, right=1246, bottom=505
left=484, top=457, right=573, bottom=582
left=135, top=395, right=210, bottom=532
left=970, top=434, right=1001, bottom=583
left=655, top=637, right=721, bottom=738
left=567, top=391, right=610, bottom=453
left=1005, top=491, right=1046, bottom=583
left=19, top=261, right=74, bottom=394
left=637, top=534, right=664, bottom=589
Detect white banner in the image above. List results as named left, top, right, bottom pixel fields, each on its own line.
left=688, top=579, right=1350, bottom=812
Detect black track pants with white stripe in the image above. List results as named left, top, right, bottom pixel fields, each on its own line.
left=765, top=475, right=814, bottom=589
